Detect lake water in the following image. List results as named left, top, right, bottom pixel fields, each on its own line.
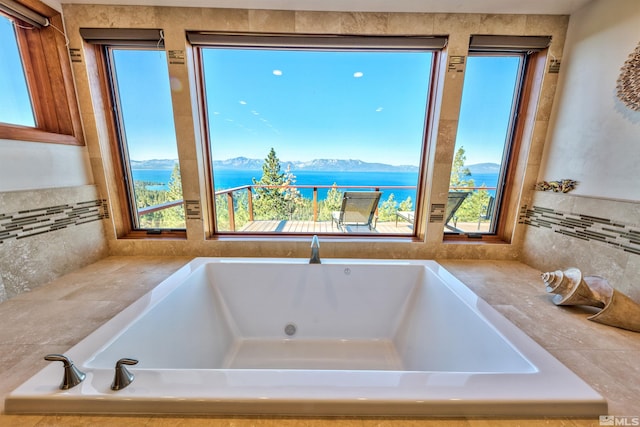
left=132, top=168, right=499, bottom=202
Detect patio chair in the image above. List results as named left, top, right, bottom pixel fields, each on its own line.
left=332, top=191, right=382, bottom=232
left=393, top=192, right=471, bottom=231
left=477, top=196, right=495, bottom=230
left=445, top=191, right=471, bottom=232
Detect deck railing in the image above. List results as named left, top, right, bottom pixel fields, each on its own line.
left=136, top=183, right=496, bottom=232
left=214, top=184, right=417, bottom=231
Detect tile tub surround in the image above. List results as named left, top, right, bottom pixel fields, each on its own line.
left=1, top=257, right=639, bottom=426
left=521, top=191, right=640, bottom=302
left=5, top=259, right=605, bottom=417
left=0, top=185, right=109, bottom=303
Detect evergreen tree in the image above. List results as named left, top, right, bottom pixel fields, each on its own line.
left=319, top=183, right=343, bottom=220
left=449, top=146, right=490, bottom=224
left=282, top=164, right=303, bottom=219
left=455, top=186, right=490, bottom=222
left=252, top=148, right=290, bottom=220
left=399, top=196, right=413, bottom=212
left=163, top=162, right=186, bottom=228
left=378, top=193, right=398, bottom=222
left=134, top=180, right=168, bottom=228
left=450, top=146, right=474, bottom=190
left=215, top=189, right=251, bottom=231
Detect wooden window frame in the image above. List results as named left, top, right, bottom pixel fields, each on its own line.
left=444, top=49, right=547, bottom=244
left=189, top=32, right=444, bottom=239
left=89, top=42, right=186, bottom=239
left=0, top=0, right=84, bottom=145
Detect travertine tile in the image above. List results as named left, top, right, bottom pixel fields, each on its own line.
left=249, top=9, right=295, bottom=32
left=0, top=300, right=126, bottom=346
left=478, top=14, right=526, bottom=34
left=200, top=8, right=249, bottom=31
left=386, top=13, right=434, bottom=34
left=0, top=415, right=44, bottom=426
left=340, top=12, right=389, bottom=34
left=2, top=257, right=639, bottom=425
left=295, top=11, right=342, bottom=33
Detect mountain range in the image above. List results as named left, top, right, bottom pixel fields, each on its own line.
left=131, top=157, right=499, bottom=174
left=213, top=157, right=419, bottom=172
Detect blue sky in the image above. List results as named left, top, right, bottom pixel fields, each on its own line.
left=2, top=20, right=519, bottom=169
left=455, top=55, right=521, bottom=165
left=111, top=49, right=179, bottom=161
left=115, top=47, right=520, bottom=166
left=0, top=15, right=36, bottom=127
left=203, top=48, right=432, bottom=166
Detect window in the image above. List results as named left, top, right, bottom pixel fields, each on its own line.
left=104, top=47, right=185, bottom=232
left=445, top=35, right=550, bottom=239
left=0, top=14, right=35, bottom=127
left=0, top=1, right=83, bottom=145
left=191, top=33, right=444, bottom=236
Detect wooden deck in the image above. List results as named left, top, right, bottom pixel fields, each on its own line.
left=237, top=218, right=491, bottom=234
left=239, top=220, right=414, bottom=234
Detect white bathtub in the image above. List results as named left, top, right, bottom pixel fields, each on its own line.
left=5, top=258, right=606, bottom=417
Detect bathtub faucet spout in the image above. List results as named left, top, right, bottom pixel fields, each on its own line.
left=310, top=235, right=321, bottom=264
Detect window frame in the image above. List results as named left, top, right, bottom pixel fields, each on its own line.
left=88, top=37, right=186, bottom=239
left=0, top=0, right=84, bottom=145
left=444, top=47, right=548, bottom=243
left=189, top=32, right=445, bottom=239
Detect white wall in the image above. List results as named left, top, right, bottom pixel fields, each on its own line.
left=539, top=0, right=640, bottom=201
left=0, top=139, right=93, bottom=192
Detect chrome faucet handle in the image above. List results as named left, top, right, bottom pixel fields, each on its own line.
left=44, top=354, right=86, bottom=390
left=111, top=358, right=138, bottom=391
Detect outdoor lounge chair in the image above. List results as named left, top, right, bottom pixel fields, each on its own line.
left=445, top=191, right=471, bottom=231
left=332, top=191, right=382, bottom=232
left=393, top=191, right=470, bottom=231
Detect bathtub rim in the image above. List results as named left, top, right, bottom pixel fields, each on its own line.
left=4, top=257, right=608, bottom=417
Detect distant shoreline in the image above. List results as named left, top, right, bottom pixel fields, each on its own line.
left=130, top=158, right=499, bottom=174
left=131, top=168, right=500, bottom=202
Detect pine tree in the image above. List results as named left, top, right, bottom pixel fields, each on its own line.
left=162, top=162, right=185, bottom=228
left=399, top=196, right=413, bottom=212
left=378, top=193, right=398, bottom=221
left=450, top=146, right=474, bottom=190
left=449, top=146, right=489, bottom=223
left=282, top=164, right=302, bottom=219
left=319, top=183, right=343, bottom=220
left=252, top=148, right=290, bottom=220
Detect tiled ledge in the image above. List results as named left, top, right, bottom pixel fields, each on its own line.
left=0, top=256, right=638, bottom=426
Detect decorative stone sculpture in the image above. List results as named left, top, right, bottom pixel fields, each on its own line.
left=542, top=268, right=640, bottom=333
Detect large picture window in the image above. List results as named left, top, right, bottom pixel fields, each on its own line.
left=191, top=34, right=444, bottom=236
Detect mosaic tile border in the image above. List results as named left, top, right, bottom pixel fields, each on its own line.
left=0, top=199, right=109, bottom=243
left=519, top=205, right=640, bottom=256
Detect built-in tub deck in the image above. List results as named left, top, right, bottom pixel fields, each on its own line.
left=5, top=258, right=606, bottom=417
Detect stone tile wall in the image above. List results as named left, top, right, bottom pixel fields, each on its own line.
left=62, top=5, right=568, bottom=259
left=520, top=191, right=640, bottom=302
left=0, top=185, right=109, bottom=303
